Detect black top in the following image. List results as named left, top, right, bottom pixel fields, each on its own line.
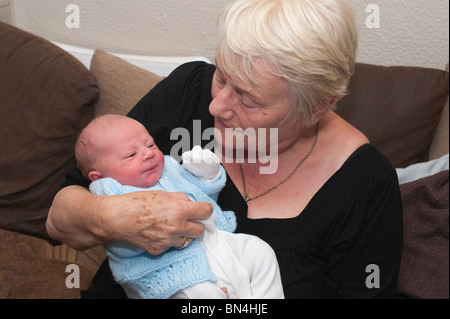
left=69, top=62, right=403, bottom=299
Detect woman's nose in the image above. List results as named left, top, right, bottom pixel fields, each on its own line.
left=209, top=86, right=237, bottom=120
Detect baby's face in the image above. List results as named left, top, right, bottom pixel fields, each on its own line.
left=95, top=119, right=165, bottom=188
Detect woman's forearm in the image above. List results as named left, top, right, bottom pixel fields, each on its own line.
left=46, top=185, right=109, bottom=250
left=46, top=186, right=213, bottom=254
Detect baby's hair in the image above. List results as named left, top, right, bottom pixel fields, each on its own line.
left=75, top=114, right=130, bottom=179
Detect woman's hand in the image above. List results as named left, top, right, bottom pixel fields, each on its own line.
left=46, top=186, right=212, bottom=255
left=100, top=190, right=213, bottom=255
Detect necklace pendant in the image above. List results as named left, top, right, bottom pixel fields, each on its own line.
left=246, top=197, right=251, bottom=203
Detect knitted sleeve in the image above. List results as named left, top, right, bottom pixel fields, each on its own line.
left=89, top=177, right=125, bottom=196
left=89, top=178, right=148, bottom=258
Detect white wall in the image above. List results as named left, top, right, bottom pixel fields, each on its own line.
left=5, top=0, right=450, bottom=70
left=0, top=0, right=12, bottom=23
left=352, top=0, right=449, bottom=70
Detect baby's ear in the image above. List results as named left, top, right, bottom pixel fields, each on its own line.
left=88, top=171, right=103, bottom=182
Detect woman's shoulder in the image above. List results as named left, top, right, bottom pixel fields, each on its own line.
left=318, top=112, right=397, bottom=195
left=318, top=112, right=371, bottom=170
left=158, top=61, right=216, bottom=90
left=130, top=61, right=215, bottom=109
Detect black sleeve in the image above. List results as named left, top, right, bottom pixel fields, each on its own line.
left=61, top=167, right=91, bottom=189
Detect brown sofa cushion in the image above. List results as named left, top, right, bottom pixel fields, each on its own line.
left=336, top=63, right=449, bottom=168
left=0, top=22, right=99, bottom=240
left=0, top=228, right=96, bottom=299
left=90, top=49, right=163, bottom=117
left=429, top=95, right=449, bottom=160
left=397, top=170, right=449, bottom=299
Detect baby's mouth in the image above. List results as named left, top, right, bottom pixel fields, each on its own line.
left=143, top=163, right=157, bottom=173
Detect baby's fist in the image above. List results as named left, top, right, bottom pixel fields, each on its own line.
left=182, top=146, right=221, bottom=181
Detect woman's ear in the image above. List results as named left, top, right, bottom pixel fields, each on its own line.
left=88, top=171, right=103, bottom=182
left=328, top=96, right=339, bottom=108
left=312, top=106, right=329, bottom=123
left=312, top=97, right=338, bottom=122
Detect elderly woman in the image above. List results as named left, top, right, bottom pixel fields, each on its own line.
left=47, top=0, right=402, bottom=298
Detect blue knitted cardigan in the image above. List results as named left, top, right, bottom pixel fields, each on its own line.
left=89, top=156, right=236, bottom=299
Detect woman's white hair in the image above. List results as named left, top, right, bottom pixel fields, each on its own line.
left=216, top=0, right=358, bottom=124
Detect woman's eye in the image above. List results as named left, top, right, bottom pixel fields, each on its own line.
left=242, top=99, right=252, bottom=107
left=241, top=97, right=258, bottom=108
left=216, top=74, right=226, bottom=86
left=148, top=144, right=154, bottom=148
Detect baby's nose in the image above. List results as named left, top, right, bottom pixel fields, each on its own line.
left=143, top=148, right=155, bottom=160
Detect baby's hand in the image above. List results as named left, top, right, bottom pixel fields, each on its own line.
left=182, top=146, right=221, bottom=181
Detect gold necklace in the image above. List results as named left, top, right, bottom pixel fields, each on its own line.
left=239, top=121, right=321, bottom=203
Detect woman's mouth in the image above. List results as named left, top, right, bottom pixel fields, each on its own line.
left=215, top=118, right=229, bottom=130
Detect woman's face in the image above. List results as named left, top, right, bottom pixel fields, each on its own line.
left=210, top=58, right=300, bottom=156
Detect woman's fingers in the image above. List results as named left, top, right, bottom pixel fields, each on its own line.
left=118, top=191, right=212, bottom=255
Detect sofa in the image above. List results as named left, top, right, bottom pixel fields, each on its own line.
left=0, top=21, right=448, bottom=299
